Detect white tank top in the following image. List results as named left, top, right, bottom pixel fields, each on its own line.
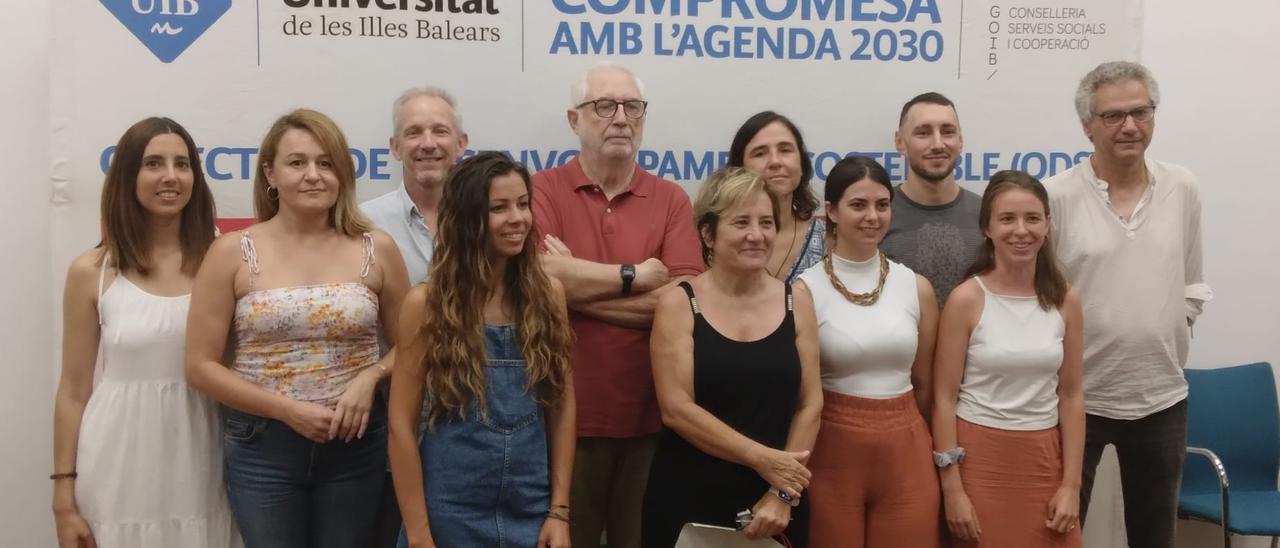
left=798, top=252, right=919, bottom=398
left=956, top=277, right=1065, bottom=431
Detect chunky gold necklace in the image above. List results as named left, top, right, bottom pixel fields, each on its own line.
left=823, top=251, right=890, bottom=306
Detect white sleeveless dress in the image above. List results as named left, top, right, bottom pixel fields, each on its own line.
left=74, top=263, right=241, bottom=547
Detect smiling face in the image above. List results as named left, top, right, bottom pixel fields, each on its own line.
left=391, top=94, right=468, bottom=189
left=486, top=171, right=533, bottom=259
left=133, top=133, right=194, bottom=219
left=568, top=67, right=645, bottom=163
left=1084, top=79, right=1155, bottom=165
left=704, top=190, right=777, bottom=272
left=265, top=128, right=341, bottom=216
left=827, top=177, right=892, bottom=253
left=896, top=102, right=963, bottom=183
left=742, top=120, right=803, bottom=201
left=984, top=187, right=1049, bottom=269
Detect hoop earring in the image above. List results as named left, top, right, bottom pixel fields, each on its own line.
left=267, top=186, right=279, bottom=201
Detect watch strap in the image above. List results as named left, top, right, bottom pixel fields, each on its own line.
left=620, top=264, right=636, bottom=296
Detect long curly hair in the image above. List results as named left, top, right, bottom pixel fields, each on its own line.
left=416, top=152, right=574, bottom=427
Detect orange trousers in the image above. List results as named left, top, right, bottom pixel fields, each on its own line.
left=807, top=391, right=942, bottom=548
left=952, top=418, right=1082, bottom=548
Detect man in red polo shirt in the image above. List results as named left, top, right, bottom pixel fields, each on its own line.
left=533, top=63, right=703, bottom=548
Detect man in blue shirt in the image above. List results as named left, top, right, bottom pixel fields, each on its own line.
left=360, top=86, right=468, bottom=547
left=362, top=86, right=469, bottom=285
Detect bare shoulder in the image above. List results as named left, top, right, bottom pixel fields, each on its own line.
left=943, top=277, right=984, bottom=312
left=790, top=278, right=815, bottom=313
left=65, top=247, right=109, bottom=293
left=911, top=274, right=938, bottom=315
left=67, top=247, right=106, bottom=278
left=369, top=229, right=398, bottom=251
left=655, top=280, right=693, bottom=316
left=914, top=274, right=935, bottom=297
left=208, top=230, right=246, bottom=261
left=1063, top=285, right=1082, bottom=312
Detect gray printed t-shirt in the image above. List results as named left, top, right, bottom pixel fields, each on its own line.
left=879, top=184, right=983, bottom=307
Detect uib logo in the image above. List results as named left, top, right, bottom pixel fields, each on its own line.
left=101, top=0, right=232, bottom=63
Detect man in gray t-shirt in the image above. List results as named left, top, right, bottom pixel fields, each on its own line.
left=880, top=92, right=983, bottom=307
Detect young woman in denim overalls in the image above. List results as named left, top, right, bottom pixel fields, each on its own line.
left=388, top=151, right=576, bottom=548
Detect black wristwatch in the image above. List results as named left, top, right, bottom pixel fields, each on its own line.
left=620, top=264, right=636, bottom=296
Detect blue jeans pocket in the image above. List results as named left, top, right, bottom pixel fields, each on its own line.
left=223, top=412, right=267, bottom=443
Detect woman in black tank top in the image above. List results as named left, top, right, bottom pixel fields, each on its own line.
left=641, top=168, right=823, bottom=547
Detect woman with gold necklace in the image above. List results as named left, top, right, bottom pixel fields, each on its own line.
left=728, top=111, right=826, bottom=282
left=795, top=156, right=944, bottom=547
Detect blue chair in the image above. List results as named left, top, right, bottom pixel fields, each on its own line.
left=1179, top=362, right=1280, bottom=548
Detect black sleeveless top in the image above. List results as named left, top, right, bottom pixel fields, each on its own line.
left=641, top=281, right=809, bottom=548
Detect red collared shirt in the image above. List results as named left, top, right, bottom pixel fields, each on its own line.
left=533, top=157, right=703, bottom=438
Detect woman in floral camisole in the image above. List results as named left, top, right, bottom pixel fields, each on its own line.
left=187, top=109, right=410, bottom=548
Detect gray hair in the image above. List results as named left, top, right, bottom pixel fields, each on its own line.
left=1074, top=61, right=1161, bottom=125
left=391, top=86, right=464, bottom=135
left=569, top=62, right=646, bottom=107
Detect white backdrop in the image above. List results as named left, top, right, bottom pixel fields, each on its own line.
left=4, top=1, right=1278, bottom=546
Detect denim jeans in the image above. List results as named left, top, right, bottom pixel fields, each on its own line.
left=223, top=403, right=388, bottom=548
left=1079, top=399, right=1188, bottom=548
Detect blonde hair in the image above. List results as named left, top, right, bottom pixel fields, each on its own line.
left=253, top=108, right=372, bottom=236
left=692, top=167, right=781, bottom=266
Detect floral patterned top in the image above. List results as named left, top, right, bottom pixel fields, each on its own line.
left=786, top=217, right=827, bottom=284
left=232, top=231, right=380, bottom=408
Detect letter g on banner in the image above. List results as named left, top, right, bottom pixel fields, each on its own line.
left=100, top=0, right=231, bottom=63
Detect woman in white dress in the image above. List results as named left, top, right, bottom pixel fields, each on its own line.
left=52, top=118, right=240, bottom=548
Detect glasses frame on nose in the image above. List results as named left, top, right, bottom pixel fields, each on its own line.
left=576, top=98, right=649, bottom=120
left=1092, top=105, right=1156, bottom=128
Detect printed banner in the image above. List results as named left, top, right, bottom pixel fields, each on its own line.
left=54, top=0, right=1143, bottom=226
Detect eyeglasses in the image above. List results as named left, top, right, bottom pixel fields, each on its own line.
left=1092, top=105, right=1156, bottom=127
left=576, top=98, right=648, bottom=119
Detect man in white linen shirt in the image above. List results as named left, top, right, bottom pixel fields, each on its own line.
left=1045, top=61, right=1211, bottom=548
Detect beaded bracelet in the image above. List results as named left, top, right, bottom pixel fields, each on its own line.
left=49, top=472, right=78, bottom=480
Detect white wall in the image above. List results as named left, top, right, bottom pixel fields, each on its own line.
left=1146, top=0, right=1280, bottom=546
left=2, top=1, right=1276, bottom=547
left=0, top=1, right=55, bottom=546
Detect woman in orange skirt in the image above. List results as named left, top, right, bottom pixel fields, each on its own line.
left=932, top=171, right=1085, bottom=548
left=797, top=157, right=943, bottom=548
